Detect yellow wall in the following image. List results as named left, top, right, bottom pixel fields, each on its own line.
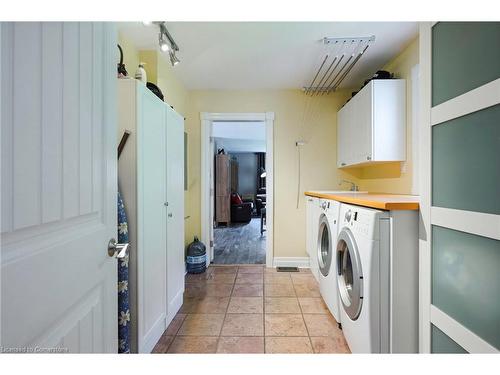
left=184, top=90, right=361, bottom=257
left=137, top=50, right=189, bottom=117
left=356, top=37, right=419, bottom=194
left=137, top=50, right=158, bottom=84
left=118, top=32, right=140, bottom=78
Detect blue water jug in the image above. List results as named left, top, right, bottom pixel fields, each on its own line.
left=186, top=236, right=207, bottom=274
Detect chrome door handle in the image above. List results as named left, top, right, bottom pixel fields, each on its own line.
left=108, top=238, right=129, bottom=258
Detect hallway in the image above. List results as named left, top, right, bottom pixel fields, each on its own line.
left=213, top=219, right=266, bottom=264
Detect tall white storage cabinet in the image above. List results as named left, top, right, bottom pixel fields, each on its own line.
left=337, top=79, right=406, bottom=168
left=118, top=79, right=185, bottom=353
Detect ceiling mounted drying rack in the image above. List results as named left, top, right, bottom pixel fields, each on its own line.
left=303, top=35, right=375, bottom=96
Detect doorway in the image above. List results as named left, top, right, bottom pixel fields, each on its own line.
left=212, top=121, right=267, bottom=264
left=200, top=112, right=274, bottom=268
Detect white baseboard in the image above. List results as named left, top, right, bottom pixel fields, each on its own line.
left=273, top=257, right=310, bottom=268
left=167, top=288, right=184, bottom=324
left=139, top=313, right=166, bottom=354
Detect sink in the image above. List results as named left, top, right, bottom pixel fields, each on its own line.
left=313, top=190, right=367, bottom=195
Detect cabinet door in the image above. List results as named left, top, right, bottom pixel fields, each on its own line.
left=372, top=80, right=406, bottom=161
left=137, top=85, right=167, bottom=352
left=165, top=106, right=185, bottom=323
left=216, top=155, right=230, bottom=196
left=352, top=82, right=373, bottom=164
left=337, top=107, right=348, bottom=167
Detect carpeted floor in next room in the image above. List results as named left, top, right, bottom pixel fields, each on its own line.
left=152, top=265, right=350, bottom=354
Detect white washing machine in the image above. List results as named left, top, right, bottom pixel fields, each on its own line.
left=316, top=199, right=341, bottom=323
left=336, top=203, right=391, bottom=353
left=306, top=197, right=321, bottom=282
left=336, top=203, right=420, bottom=353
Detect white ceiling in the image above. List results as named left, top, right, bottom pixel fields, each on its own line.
left=118, top=22, right=418, bottom=90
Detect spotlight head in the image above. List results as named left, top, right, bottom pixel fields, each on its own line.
left=159, top=31, right=170, bottom=52
left=160, top=41, right=170, bottom=52
left=169, top=50, right=180, bottom=66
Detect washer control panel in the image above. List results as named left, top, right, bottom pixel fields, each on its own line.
left=340, top=205, right=379, bottom=238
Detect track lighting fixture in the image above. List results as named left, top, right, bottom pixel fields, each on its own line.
left=154, top=22, right=181, bottom=66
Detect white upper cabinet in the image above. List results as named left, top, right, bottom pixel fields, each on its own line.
left=337, top=79, right=406, bottom=168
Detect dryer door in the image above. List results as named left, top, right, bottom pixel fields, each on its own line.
left=336, top=228, right=363, bottom=320
left=317, top=214, right=333, bottom=277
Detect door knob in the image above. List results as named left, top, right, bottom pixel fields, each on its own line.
left=168, top=213, right=173, bottom=218
left=108, top=238, right=129, bottom=258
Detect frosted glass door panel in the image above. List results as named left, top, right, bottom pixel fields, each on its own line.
left=432, top=226, right=500, bottom=349
left=432, top=22, right=500, bottom=106
left=432, top=104, right=500, bottom=215
left=431, top=325, right=467, bottom=354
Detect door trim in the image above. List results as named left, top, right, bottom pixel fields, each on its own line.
left=431, top=306, right=498, bottom=354
left=200, top=112, right=275, bottom=268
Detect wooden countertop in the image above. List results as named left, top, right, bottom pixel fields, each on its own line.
left=305, top=191, right=420, bottom=211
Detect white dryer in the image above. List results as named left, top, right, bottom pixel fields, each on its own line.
left=336, top=203, right=390, bottom=353
left=317, top=199, right=341, bottom=323
left=336, top=202, right=419, bottom=353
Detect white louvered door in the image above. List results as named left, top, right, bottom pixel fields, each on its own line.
left=1, top=22, right=117, bottom=353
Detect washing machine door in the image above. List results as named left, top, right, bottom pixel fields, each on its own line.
left=317, top=214, right=332, bottom=277
left=336, top=228, right=363, bottom=320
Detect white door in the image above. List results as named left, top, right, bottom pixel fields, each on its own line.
left=1, top=22, right=117, bottom=353
left=137, top=85, right=167, bottom=352
left=166, top=106, right=185, bottom=322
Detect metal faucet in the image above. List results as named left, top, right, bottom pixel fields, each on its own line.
left=341, top=179, right=359, bottom=192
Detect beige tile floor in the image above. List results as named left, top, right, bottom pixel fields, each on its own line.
left=152, top=265, right=350, bottom=354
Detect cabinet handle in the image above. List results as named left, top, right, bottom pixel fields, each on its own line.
left=366, top=156, right=371, bottom=161
left=341, top=162, right=346, bottom=166
left=168, top=213, right=173, bottom=218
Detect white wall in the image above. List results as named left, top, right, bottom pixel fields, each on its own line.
left=215, top=138, right=266, bottom=153
left=213, top=121, right=266, bottom=140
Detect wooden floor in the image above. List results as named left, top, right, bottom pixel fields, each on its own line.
left=151, top=265, right=350, bottom=354
left=213, top=218, right=266, bottom=264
